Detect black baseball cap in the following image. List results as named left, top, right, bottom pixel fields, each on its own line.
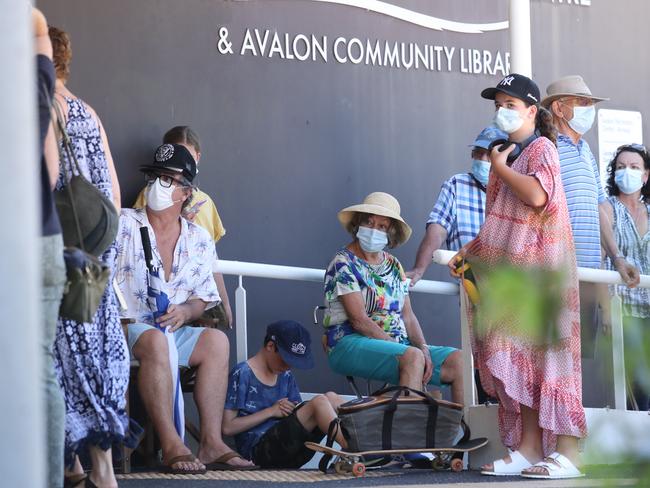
left=139, top=143, right=197, bottom=183
left=481, top=73, right=541, bottom=105
left=266, top=320, right=314, bottom=369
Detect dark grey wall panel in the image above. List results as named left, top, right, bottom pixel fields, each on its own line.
left=40, top=0, right=648, bottom=398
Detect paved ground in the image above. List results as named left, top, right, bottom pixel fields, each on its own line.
left=115, top=465, right=648, bottom=488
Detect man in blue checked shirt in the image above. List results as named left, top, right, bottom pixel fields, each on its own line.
left=407, top=126, right=507, bottom=285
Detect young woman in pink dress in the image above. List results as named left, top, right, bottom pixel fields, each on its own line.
left=450, top=74, right=587, bottom=479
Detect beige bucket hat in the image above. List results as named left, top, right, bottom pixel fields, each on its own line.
left=337, top=192, right=412, bottom=246
left=541, top=75, right=609, bottom=108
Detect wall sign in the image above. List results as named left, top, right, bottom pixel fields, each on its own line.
left=597, top=109, right=643, bottom=187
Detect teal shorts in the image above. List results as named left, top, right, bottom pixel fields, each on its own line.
left=328, top=333, right=457, bottom=387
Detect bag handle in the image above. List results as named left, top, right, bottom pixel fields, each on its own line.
left=318, top=418, right=340, bottom=473
left=43, top=85, right=86, bottom=254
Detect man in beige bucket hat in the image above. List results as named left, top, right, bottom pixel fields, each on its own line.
left=542, top=76, right=639, bottom=365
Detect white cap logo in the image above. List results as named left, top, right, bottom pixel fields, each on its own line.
left=156, top=144, right=174, bottom=162
left=291, top=342, right=306, bottom=355
left=500, top=75, right=515, bottom=86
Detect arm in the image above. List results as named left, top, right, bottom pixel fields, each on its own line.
left=599, top=202, right=639, bottom=288
left=213, top=272, right=233, bottom=327
left=401, top=296, right=433, bottom=384
left=339, top=292, right=394, bottom=341
left=97, top=118, right=121, bottom=211
left=490, top=145, right=547, bottom=208
left=43, top=121, right=59, bottom=188
left=407, top=223, right=448, bottom=285
left=221, top=400, right=294, bottom=437
left=33, top=8, right=52, bottom=58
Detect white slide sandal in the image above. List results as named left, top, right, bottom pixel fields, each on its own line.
left=521, top=452, right=585, bottom=479
left=481, top=450, right=533, bottom=476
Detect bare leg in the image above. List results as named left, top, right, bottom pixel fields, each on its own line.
left=87, top=446, right=117, bottom=488
left=397, top=347, right=425, bottom=390
left=133, top=329, right=204, bottom=472
left=482, top=404, right=543, bottom=471
left=523, top=435, right=581, bottom=475
left=296, top=394, right=347, bottom=448
left=191, top=329, right=253, bottom=467
left=439, top=350, right=464, bottom=404
left=63, top=456, right=85, bottom=486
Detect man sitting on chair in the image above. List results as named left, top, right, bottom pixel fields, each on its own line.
left=115, top=143, right=255, bottom=473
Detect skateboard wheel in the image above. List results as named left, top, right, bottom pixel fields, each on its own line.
left=352, top=462, right=366, bottom=477
left=431, top=457, right=447, bottom=471
left=334, top=462, right=350, bottom=474
left=451, top=458, right=463, bottom=472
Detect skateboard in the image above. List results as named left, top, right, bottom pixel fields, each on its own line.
left=305, top=437, right=488, bottom=477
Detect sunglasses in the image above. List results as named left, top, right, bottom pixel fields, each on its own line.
left=614, top=143, right=647, bottom=158
left=144, top=173, right=190, bottom=188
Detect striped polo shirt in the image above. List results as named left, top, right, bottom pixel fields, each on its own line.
left=557, top=134, right=605, bottom=269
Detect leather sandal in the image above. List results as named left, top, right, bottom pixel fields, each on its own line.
left=481, top=450, right=533, bottom=476
left=521, top=452, right=584, bottom=479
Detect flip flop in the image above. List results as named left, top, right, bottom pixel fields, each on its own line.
left=63, top=474, right=87, bottom=488
left=481, top=450, right=533, bottom=476
left=205, top=451, right=258, bottom=471
left=521, top=452, right=585, bottom=479
left=160, top=454, right=207, bottom=475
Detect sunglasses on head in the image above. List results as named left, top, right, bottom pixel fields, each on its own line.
left=615, top=143, right=647, bottom=158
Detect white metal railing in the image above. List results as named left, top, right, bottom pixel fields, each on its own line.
left=432, top=249, right=650, bottom=411
left=216, top=252, right=649, bottom=412
left=215, top=259, right=459, bottom=366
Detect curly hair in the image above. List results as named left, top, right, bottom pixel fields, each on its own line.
left=347, top=212, right=405, bottom=249
left=605, top=146, right=650, bottom=203
left=48, top=26, right=71, bottom=81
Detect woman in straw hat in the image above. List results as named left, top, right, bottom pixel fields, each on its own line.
left=322, top=192, right=464, bottom=402
left=450, top=74, right=586, bottom=479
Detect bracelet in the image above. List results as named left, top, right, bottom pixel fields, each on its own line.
left=613, top=254, right=625, bottom=262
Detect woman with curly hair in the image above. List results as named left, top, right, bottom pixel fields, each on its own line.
left=49, top=25, right=131, bottom=488
left=601, top=143, right=650, bottom=411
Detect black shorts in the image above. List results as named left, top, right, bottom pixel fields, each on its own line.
left=252, top=411, right=325, bottom=469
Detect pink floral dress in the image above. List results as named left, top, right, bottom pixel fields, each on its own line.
left=465, top=137, right=587, bottom=456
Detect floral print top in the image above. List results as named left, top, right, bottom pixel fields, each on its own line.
left=323, top=248, right=409, bottom=343
left=115, top=208, right=220, bottom=325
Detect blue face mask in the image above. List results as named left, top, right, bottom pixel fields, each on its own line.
left=568, top=105, right=595, bottom=135
left=357, top=226, right=388, bottom=253
left=471, top=159, right=491, bottom=186
left=493, top=107, right=523, bottom=134
left=615, top=168, right=644, bottom=194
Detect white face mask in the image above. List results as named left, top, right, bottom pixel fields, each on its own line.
left=493, top=107, right=524, bottom=134
left=615, top=168, right=644, bottom=194
left=146, top=178, right=178, bottom=211
left=568, top=105, right=596, bottom=135
left=357, top=226, right=388, bottom=253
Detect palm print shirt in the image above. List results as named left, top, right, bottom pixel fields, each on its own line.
left=115, top=208, right=219, bottom=324
left=323, top=248, right=409, bottom=343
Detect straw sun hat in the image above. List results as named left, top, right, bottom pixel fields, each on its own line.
left=337, top=192, right=412, bottom=247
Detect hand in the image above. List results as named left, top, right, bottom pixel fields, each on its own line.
left=489, top=143, right=516, bottom=169
left=405, top=268, right=423, bottom=287
left=224, top=302, right=233, bottom=329
left=271, top=398, right=295, bottom=418
left=614, top=258, right=640, bottom=288
left=448, top=249, right=466, bottom=278
left=158, top=303, right=192, bottom=332
left=419, top=345, right=433, bottom=385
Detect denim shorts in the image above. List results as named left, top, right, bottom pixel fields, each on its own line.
left=328, top=333, right=457, bottom=387
left=127, top=323, right=206, bottom=367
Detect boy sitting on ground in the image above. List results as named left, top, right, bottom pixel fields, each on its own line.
left=222, top=320, right=347, bottom=468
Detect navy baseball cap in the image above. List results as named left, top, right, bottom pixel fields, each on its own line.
left=481, top=73, right=541, bottom=106
left=470, top=126, right=508, bottom=150
left=140, top=143, right=197, bottom=183
left=267, top=320, right=314, bottom=369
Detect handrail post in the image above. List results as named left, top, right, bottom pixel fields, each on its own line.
left=235, top=275, right=248, bottom=363
left=610, top=291, right=627, bottom=410
left=459, top=290, right=477, bottom=409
